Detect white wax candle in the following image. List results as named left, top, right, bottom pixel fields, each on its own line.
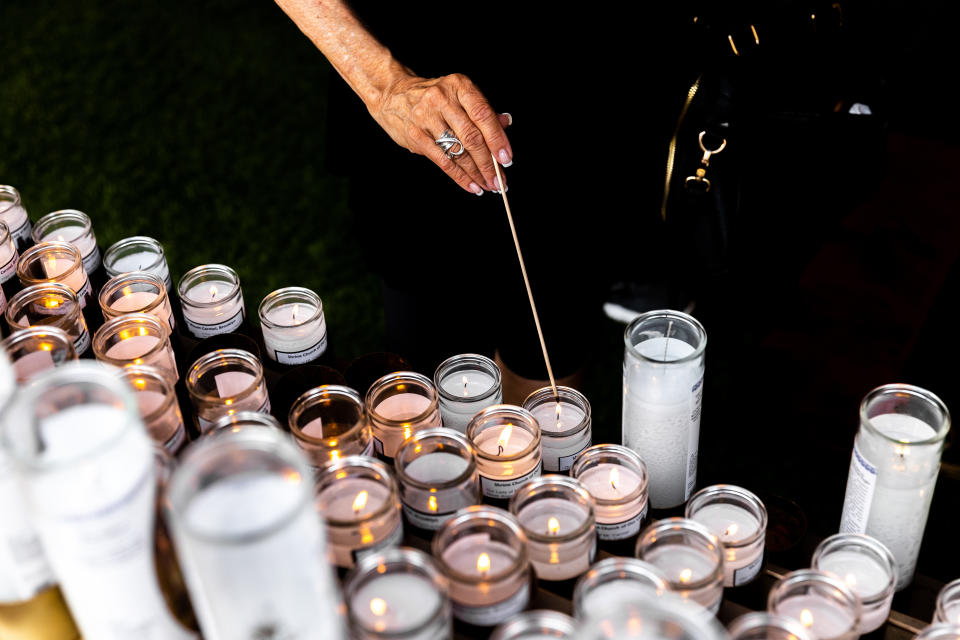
left=42, top=229, right=100, bottom=274
left=372, top=393, right=438, bottom=458
left=517, top=497, right=593, bottom=581
left=690, top=503, right=763, bottom=587
left=528, top=400, right=590, bottom=472
left=578, top=463, right=646, bottom=540
left=439, top=533, right=529, bottom=625
left=0, top=196, right=31, bottom=245
left=818, top=550, right=892, bottom=632
left=438, top=371, right=498, bottom=433
left=181, top=280, right=245, bottom=338
left=440, top=535, right=517, bottom=579
left=317, top=477, right=390, bottom=521
left=107, top=241, right=172, bottom=291
left=776, top=595, right=858, bottom=640
left=644, top=544, right=722, bottom=611
left=104, top=334, right=177, bottom=378
left=39, top=253, right=90, bottom=306
left=261, top=302, right=327, bottom=365
left=0, top=237, right=17, bottom=283
left=376, top=393, right=432, bottom=420
left=942, top=602, right=960, bottom=625
left=404, top=452, right=470, bottom=483
left=350, top=573, right=441, bottom=634
left=578, top=579, right=662, bottom=619
left=474, top=424, right=535, bottom=457
left=110, top=290, right=159, bottom=312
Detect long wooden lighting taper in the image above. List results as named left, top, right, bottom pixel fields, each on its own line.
left=491, top=156, right=558, bottom=397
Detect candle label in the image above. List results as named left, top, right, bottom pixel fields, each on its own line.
left=0, top=456, right=56, bottom=601
left=479, top=464, right=542, bottom=500
left=76, top=277, right=93, bottom=308
left=0, top=250, right=17, bottom=283
left=163, top=423, right=187, bottom=455
left=685, top=376, right=704, bottom=499
left=182, top=306, right=244, bottom=339
left=81, top=247, right=101, bottom=275
left=402, top=503, right=455, bottom=531
left=733, top=551, right=764, bottom=587
left=839, top=443, right=878, bottom=534
left=11, top=218, right=32, bottom=248
left=452, top=582, right=530, bottom=626
left=371, top=435, right=390, bottom=462
left=272, top=334, right=328, bottom=366
left=73, top=326, right=91, bottom=356
left=595, top=502, right=648, bottom=541
left=554, top=441, right=593, bottom=472
left=351, top=522, right=403, bottom=565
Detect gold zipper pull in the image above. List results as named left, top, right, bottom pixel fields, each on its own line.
left=685, top=130, right=727, bottom=192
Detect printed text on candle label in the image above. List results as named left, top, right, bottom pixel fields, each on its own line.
left=452, top=582, right=530, bottom=626
left=733, top=552, right=763, bottom=586
left=0, top=251, right=18, bottom=282
left=183, top=306, right=245, bottom=339
left=553, top=441, right=593, bottom=472
left=273, top=334, right=327, bottom=365
left=685, top=376, right=704, bottom=499
left=11, top=219, right=32, bottom=247
left=839, top=443, right=878, bottom=534
left=351, top=523, right=403, bottom=565
left=73, top=328, right=91, bottom=356
left=0, top=457, right=55, bottom=600
left=402, top=504, right=455, bottom=531
left=77, top=278, right=93, bottom=308
left=480, top=464, right=542, bottom=499
left=81, top=247, right=101, bottom=275
left=596, top=502, right=648, bottom=541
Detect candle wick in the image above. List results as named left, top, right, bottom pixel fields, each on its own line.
left=663, top=320, right=674, bottom=362
left=497, top=444, right=503, bottom=456
left=611, top=480, right=617, bottom=491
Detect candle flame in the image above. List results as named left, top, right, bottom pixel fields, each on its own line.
left=800, top=609, right=814, bottom=628
left=462, top=375, right=469, bottom=397
left=845, top=573, right=857, bottom=588
left=44, top=297, right=60, bottom=308
left=47, top=255, right=57, bottom=273
left=428, top=495, right=438, bottom=512
left=292, top=303, right=299, bottom=322
left=329, top=450, right=340, bottom=462
left=609, top=467, right=619, bottom=491
left=497, top=424, right=513, bottom=455
left=133, top=378, right=147, bottom=390
left=547, top=517, right=560, bottom=535
left=121, top=285, right=133, bottom=298
left=369, top=598, right=387, bottom=617
left=352, top=490, right=368, bottom=514
left=283, top=470, right=301, bottom=485
left=555, top=402, right=563, bottom=428
left=403, top=425, right=412, bottom=440
left=679, top=568, right=693, bottom=583
left=138, top=326, right=147, bottom=337
left=894, top=443, right=910, bottom=457
left=724, top=523, right=739, bottom=537
left=477, top=553, right=491, bottom=575
left=209, top=285, right=218, bottom=300
left=56, top=234, right=65, bottom=242
left=39, top=342, right=53, bottom=351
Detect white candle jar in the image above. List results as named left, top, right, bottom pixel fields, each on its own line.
left=812, top=533, right=895, bottom=633
left=0, top=362, right=195, bottom=639
left=839, top=383, right=950, bottom=589
left=622, top=309, right=706, bottom=509
left=522, top=386, right=592, bottom=473
left=366, top=371, right=442, bottom=461
left=686, top=484, right=767, bottom=587
left=93, top=312, right=178, bottom=380
left=490, top=610, right=577, bottom=640
left=570, top=444, right=649, bottom=548
left=5, top=283, right=91, bottom=356
left=186, top=348, right=270, bottom=434
left=1, top=325, right=77, bottom=383
left=767, top=570, right=862, bottom=640
left=573, top=557, right=669, bottom=620
left=289, top=384, right=374, bottom=465
left=343, top=547, right=452, bottom=640
left=30, top=209, right=101, bottom=276
left=116, top=364, right=187, bottom=454
left=727, top=612, right=816, bottom=640
left=433, top=353, right=503, bottom=433
left=315, top=456, right=404, bottom=568
left=0, top=221, right=19, bottom=294
left=166, top=424, right=346, bottom=640
left=258, top=286, right=328, bottom=365
left=99, top=271, right=175, bottom=331
left=576, top=594, right=728, bottom=640
left=635, top=518, right=724, bottom=613
left=432, top=505, right=532, bottom=627
left=208, top=410, right=283, bottom=434
left=509, top=475, right=596, bottom=582
left=467, top=405, right=543, bottom=504
left=177, top=264, right=246, bottom=339
left=936, top=579, right=960, bottom=625
left=104, top=236, right=173, bottom=292
left=0, top=185, right=32, bottom=250
left=917, top=625, right=960, bottom=640
left=17, top=241, right=93, bottom=309
left=394, top=427, right=480, bottom=533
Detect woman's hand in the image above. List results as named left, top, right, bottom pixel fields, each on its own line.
left=371, top=71, right=513, bottom=195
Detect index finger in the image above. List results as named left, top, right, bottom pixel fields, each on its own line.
left=457, top=83, right=513, bottom=167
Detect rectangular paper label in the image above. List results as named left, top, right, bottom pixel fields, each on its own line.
left=402, top=504, right=454, bottom=531
left=73, top=327, right=91, bottom=356
left=480, top=464, right=542, bottom=500
left=839, top=443, right=878, bottom=534
left=273, top=335, right=328, bottom=365
left=183, top=307, right=244, bottom=339
left=76, top=277, right=93, bottom=308
left=351, top=523, right=403, bottom=565
left=733, top=552, right=764, bottom=586
left=596, top=502, right=648, bottom=541
left=81, top=247, right=101, bottom=275
left=554, top=442, right=592, bottom=472
left=452, top=582, right=530, bottom=626
left=0, top=250, right=18, bottom=283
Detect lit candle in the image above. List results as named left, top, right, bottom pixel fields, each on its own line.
left=573, top=557, right=669, bottom=620
left=467, top=405, right=543, bottom=503
left=433, top=354, right=502, bottom=433
left=0, top=185, right=33, bottom=250
left=186, top=348, right=271, bottom=433
left=767, top=570, right=861, bottom=640
left=0, top=221, right=19, bottom=293
left=289, top=385, right=373, bottom=465
left=177, top=264, right=246, bottom=339
left=0, top=326, right=77, bottom=384
left=117, top=365, right=187, bottom=455
left=4, top=283, right=91, bottom=356
left=523, top=386, right=592, bottom=473
left=727, top=612, right=816, bottom=640
left=935, top=579, right=960, bottom=625
left=17, top=241, right=93, bottom=308
left=635, top=518, right=724, bottom=613
left=99, top=272, right=175, bottom=331
left=258, top=287, right=328, bottom=365
left=686, top=485, right=767, bottom=587
left=812, top=533, right=895, bottom=633
left=103, top=236, right=173, bottom=292
left=571, top=445, right=649, bottom=546
left=92, top=313, right=178, bottom=380
left=31, top=210, right=101, bottom=276
left=366, top=372, right=442, bottom=461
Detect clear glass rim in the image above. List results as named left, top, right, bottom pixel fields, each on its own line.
left=103, top=236, right=166, bottom=276
left=365, top=371, right=440, bottom=427
left=16, top=240, right=84, bottom=286
left=30, top=209, right=94, bottom=244
left=936, top=578, right=960, bottom=623
left=1, top=324, right=75, bottom=355
left=116, top=364, right=176, bottom=422
left=490, top=610, right=577, bottom=639
left=0, top=220, right=10, bottom=245
left=99, top=271, right=168, bottom=316
left=177, top=263, right=242, bottom=308
left=685, top=484, right=768, bottom=549
left=522, top=385, right=592, bottom=439
left=623, top=309, right=708, bottom=364
left=508, top=474, right=595, bottom=542
left=569, top=444, right=649, bottom=506
left=432, top=505, right=529, bottom=585
left=315, top=455, right=399, bottom=527
left=811, top=533, right=896, bottom=605
left=5, top=282, right=82, bottom=328
left=209, top=410, right=282, bottom=432
left=767, top=569, right=862, bottom=631
left=726, top=612, right=816, bottom=640
left=258, top=286, right=324, bottom=329
left=573, top=557, right=669, bottom=616
left=93, top=312, right=170, bottom=365
left=433, top=353, right=502, bottom=403
left=466, top=404, right=542, bottom=463
left=635, top=517, right=725, bottom=590
left=0, top=185, right=21, bottom=213
left=859, top=383, right=951, bottom=445
left=186, top=348, right=265, bottom=405
left=915, top=624, right=960, bottom=640
left=394, top=426, right=477, bottom=491
left=288, top=384, right=366, bottom=446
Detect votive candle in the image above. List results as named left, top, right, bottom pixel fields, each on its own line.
left=433, top=354, right=503, bottom=433
left=523, top=386, right=592, bottom=473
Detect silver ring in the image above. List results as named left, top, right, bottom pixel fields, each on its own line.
left=435, top=130, right=465, bottom=158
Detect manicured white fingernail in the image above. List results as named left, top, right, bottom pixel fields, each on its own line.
left=502, top=112, right=513, bottom=126
left=498, top=149, right=513, bottom=167
left=470, top=182, right=483, bottom=195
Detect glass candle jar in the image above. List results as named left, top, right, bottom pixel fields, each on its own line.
left=839, top=383, right=950, bottom=590
left=432, top=506, right=531, bottom=627
left=509, top=475, right=596, bottom=582
left=186, top=348, right=270, bottom=433
left=103, top=236, right=172, bottom=292
left=1, top=326, right=77, bottom=383
left=289, top=385, right=374, bottom=465
left=522, top=386, right=592, bottom=473
left=812, top=533, right=895, bottom=633
left=622, top=310, right=706, bottom=509
left=343, top=547, right=452, bottom=640
left=576, top=594, right=728, bottom=640
left=433, top=354, right=503, bottom=433
left=0, top=185, right=32, bottom=250
left=635, top=518, right=725, bottom=613
left=116, top=364, right=187, bottom=455
left=166, top=424, right=345, bottom=639
left=573, top=557, right=669, bottom=620
left=30, top=210, right=101, bottom=276
left=17, top=241, right=93, bottom=308
left=936, top=579, right=960, bottom=625
left=5, top=283, right=91, bottom=356
left=395, top=427, right=480, bottom=533
left=208, top=410, right=283, bottom=433
left=315, top=456, right=404, bottom=568
left=177, top=264, right=246, bottom=339
left=0, top=221, right=19, bottom=293
left=490, top=610, right=577, bottom=640
left=686, top=484, right=767, bottom=587
left=570, top=444, right=649, bottom=547
left=99, top=271, right=175, bottom=331
left=917, top=625, right=960, bottom=640
left=258, top=286, right=328, bottom=365
left=467, top=405, right=542, bottom=503
left=93, top=312, right=178, bottom=380
left=727, top=612, right=816, bottom=640
left=365, top=372, right=442, bottom=461
left=767, top=570, right=862, bottom=640
left=0, top=362, right=194, bottom=639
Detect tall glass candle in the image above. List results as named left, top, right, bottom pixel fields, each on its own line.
left=186, top=348, right=270, bottom=433
left=523, top=386, right=592, bottom=473
left=467, top=405, right=543, bottom=503
left=686, top=485, right=767, bottom=587
left=167, top=424, right=345, bottom=640
left=366, top=371, right=442, bottom=461
left=490, top=610, right=578, bottom=640
left=0, top=221, right=19, bottom=296
left=93, top=312, right=178, bottom=380
left=289, top=384, right=373, bottom=465
left=635, top=518, right=724, bottom=613
left=177, top=264, right=246, bottom=339
left=839, top=383, right=950, bottom=589
left=0, top=185, right=32, bottom=250
left=117, top=364, right=187, bottom=455
left=727, top=612, right=816, bottom=640
left=17, top=241, right=93, bottom=308
left=99, top=271, right=175, bottom=330
left=1, top=326, right=77, bottom=383
left=30, top=209, right=101, bottom=276
left=434, top=354, right=503, bottom=433
left=570, top=444, right=649, bottom=548
left=767, top=570, right=861, bottom=640
left=936, top=580, right=960, bottom=625
left=0, top=362, right=195, bottom=639
left=5, top=283, right=91, bottom=356
left=258, top=286, right=328, bottom=365
left=103, top=236, right=172, bottom=292
left=622, top=310, right=706, bottom=509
